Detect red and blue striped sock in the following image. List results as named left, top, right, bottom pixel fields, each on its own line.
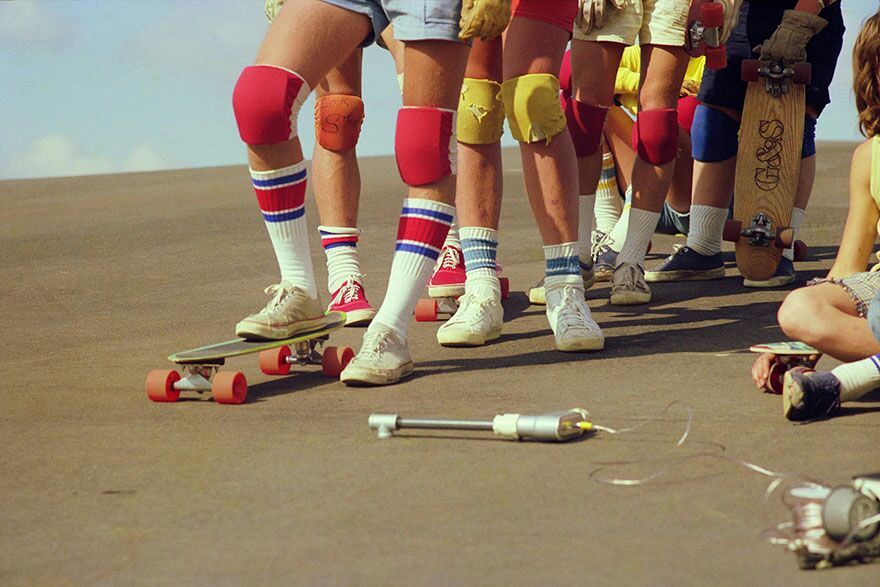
left=372, top=198, right=455, bottom=339
left=250, top=161, right=317, bottom=297
left=319, top=225, right=362, bottom=294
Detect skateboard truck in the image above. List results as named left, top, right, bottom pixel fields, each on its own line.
left=741, top=212, right=775, bottom=248
left=368, top=409, right=593, bottom=442
left=742, top=59, right=812, bottom=99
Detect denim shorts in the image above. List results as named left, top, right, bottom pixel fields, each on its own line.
left=698, top=0, right=844, bottom=116
left=321, top=0, right=463, bottom=47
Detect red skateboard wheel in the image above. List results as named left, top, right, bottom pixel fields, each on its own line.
left=705, top=45, right=727, bottom=70
left=741, top=59, right=760, bottom=82
left=259, top=345, right=292, bottom=376
left=700, top=2, right=724, bottom=28
left=145, top=369, right=181, bottom=403
left=499, top=277, right=510, bottom=300
left=792, top=62, right=812, bottom=85
left=793, top=240, right=808, bottom=262
left=322, top=346, right=354, bottom=378
left=414, top=298, right=439, bottom=322
left=766, top=362, right=787, bottom=395
left=211, top=371, right=247, bottom=404
left=723, top=219, right=742, bottom=242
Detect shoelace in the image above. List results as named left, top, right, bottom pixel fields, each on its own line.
left=617, top=264, right=647, bottom=291
left=438, top=246, right=461, bottom=270
left=335, top=277, right=363, bottom=304
left=591, top=233, right=612, bottom=260
left=449, top=294, right=495, bottom=327
left=555, top=287, right=592, bottom=333
left=359, top=329, right=391, bottom=360
left=261, top=283, right=292, bottom=314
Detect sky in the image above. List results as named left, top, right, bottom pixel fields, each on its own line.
left=0, top=0, right=876, bottom=180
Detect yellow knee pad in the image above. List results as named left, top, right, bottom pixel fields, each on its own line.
left=457, top=78, right=505, bottom=145
left=500, top=73, right=566, bottom=144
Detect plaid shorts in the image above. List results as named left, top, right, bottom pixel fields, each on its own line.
left=809, top=271, right=880, bottom=317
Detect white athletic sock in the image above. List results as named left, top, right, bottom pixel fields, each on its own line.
left=371, top=198, right=455, bottom=341
left=319, top=225, right=362, bottom=294
left=616, top=208, right=659, bottom=268
left=578, top=194, right=596, bottom=265
left=461, top=226, right=500, bottom=297
left=595, top=151, right=621, bottom=234
left=783, top=207, right=806, bottom=261
left=606, top=186, right=632, bottom=252
left=543, top=242, right=583, bottom=289
left=832, top=355, right=880, bottom=402
left=250, top=162, right=317, bottom=298
left=686, top=204, right=728, bottom=256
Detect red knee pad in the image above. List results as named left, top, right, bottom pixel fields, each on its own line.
left=632, top=108, right=679, bottom=165
left=232, top=65, right=310, bottom=145
left=677, top=96, right=700, bottom=134
left=395, top=107, right=457, bottom=187
left=559, top=50, right=572, bottom=97
left=562, top=96, right=608, bottom=157
left=314, top=94, right=365, bottom=151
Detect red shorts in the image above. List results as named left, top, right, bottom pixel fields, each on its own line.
left=511, top=0, right=577, bottom=34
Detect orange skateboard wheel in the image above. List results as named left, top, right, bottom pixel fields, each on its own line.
left=792, top=62, right=811, bottom=85
left=259, top=345, right=292, bottom=376
left=322, top=346, right=354, bottom=378
left=741, top=59, right=760, bottom=82
left=211, top=371, right=247, bottom=404
left=793, top=240, right=808, bottom=262
left=145, top=369, right=181, bottom=403
left=414, top=298, right=438, bottom=322
left=723, top=219, right=742, bottom=242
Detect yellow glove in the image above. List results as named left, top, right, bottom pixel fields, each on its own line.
left=755, top=9, right=827, bottom=65
left=265, top=0, right=284, bottom=23
left=459, top=0, right=511, bottom=41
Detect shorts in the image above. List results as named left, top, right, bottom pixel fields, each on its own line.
left=512, top=0, right=578, bottom=34
left=868, top=292, right=880, bottom=343
left=656, top=200, right=690, bottom=235
left=698, top=0, right=844, bottom=116
left=809, top=271, right=880, bottom=318
left=573, top=0, right=688, bottom=46
left=321, top=0, right=463, bottom=47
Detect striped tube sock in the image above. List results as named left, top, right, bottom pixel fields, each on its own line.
left=372, top=198, right=455, bottom=339
left=832, top=354, right=880, bottom=402
left=578, top=194, right=596, bottom=266
left=686, top=204, right=728, bottom=256
left=606, top=186, right=632, bottom=253
left=594, top=151, right=621, bottom=234
left=544, top=241, right=583, bottom=289
left=616, top=207, right=660, bottom=269
left=783, top=207, right=806, bottom=261
left=250, top=162, right=317, bottom=298
left=460, top=226, right=500, bottom=296
left=319, top=225, right=362, bottom=294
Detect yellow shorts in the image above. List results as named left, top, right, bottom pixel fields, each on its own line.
left=573, top=0, right=688, bottom=47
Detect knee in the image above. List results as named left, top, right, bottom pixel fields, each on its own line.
left=562, top=96, right=608, bottom=157
left=315, top=94, right=364, bottom=152
left=457, top=78, right=505, bottom=145
left=500, top=74, right=567, bottom=144
left=233, top=65, right=310, bottom=145
left=638, top=81, right=679, bottom=112
left=632, top=109, right=679, bottom=165
left=777, top=288, right=821, bottom=342
left=395, top=107, right=457, bottom=186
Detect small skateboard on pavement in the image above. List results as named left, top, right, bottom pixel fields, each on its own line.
left=685, top=0, right=727, bottom=69
left=415, top=277, right=510, bottom=322
left=749, top=341, right=822, bottom=395
left=724, top=58, right=811, bottom=281
left=145, top=312, right=352, bottom=404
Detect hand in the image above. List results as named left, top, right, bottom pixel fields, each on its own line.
left=751, top=353, right=775, bottom=390
left=265, top=0, right=284, bottom=23
left=680, top=79, right=699, bottom=97
left=754, top=9, right=827, bottom=65
left=459, top=0, right=511, bottom=41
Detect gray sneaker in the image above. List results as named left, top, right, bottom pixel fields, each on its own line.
left=610, top=262, right=652, bottom=305
left=235, top=282, right=328, bottom=340
left=340, top=323, right=414, bottom=386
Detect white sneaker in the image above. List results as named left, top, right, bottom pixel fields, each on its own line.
left=340, top=323, right=414, bottom=386
left=528, top=264, right=596, bottom=306
left=545, top=284, right=604, bottom=352
left=437, top=290, right=503, bottom=347
left=235, top=282, right=327, bottom=340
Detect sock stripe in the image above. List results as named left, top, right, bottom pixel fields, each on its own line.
left=252, top=169, right=307, bottom=189
left=546, top=255, right=580, bottom=276
left=870, top=355, right=880, bottom=372
left=395, top=241, right=442, bottom=260
left=401, top=206, right=454, bottom=224
left=262, top=207, right=304, bottom=223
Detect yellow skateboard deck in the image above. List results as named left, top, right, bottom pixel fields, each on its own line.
left=729, top=59, right=811, bottom=281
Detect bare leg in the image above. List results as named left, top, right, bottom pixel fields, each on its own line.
left=778, top=284, right=880, bottom=362
left=504, top=18, right=579, bottom=244
left=666, top=130, right=694, bottom=214
left=690, top=105, right=740, bottom=209
left=603, top=105, right=635, bottom=192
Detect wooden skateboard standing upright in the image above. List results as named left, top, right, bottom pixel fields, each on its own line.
left=724, top=59, right=811, bottom=281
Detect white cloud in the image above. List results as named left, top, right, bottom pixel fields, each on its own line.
left=0, top=0, right=73, bottom=44
left=1, top=135, right=173, bottom=179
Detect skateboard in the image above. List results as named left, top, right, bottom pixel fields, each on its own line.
left=749, top=341, right=822, bottom=395
left=145, top=312, right=352, bottom=404
left=724, top=58, right=811, bottom=281
left=685, top=0, right=727, bottom=69
left=415, top=276, right=510, bottom=322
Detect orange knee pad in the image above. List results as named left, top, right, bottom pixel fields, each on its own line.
left=314, top=94, right=365, bottom=152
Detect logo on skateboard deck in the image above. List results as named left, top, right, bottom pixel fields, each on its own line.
left=755, top=119, right=784, bottom=191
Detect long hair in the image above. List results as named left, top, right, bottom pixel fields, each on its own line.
left=853, top=9, right=880, bottom=137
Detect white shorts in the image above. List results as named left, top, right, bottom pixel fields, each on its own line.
left=573, top=0, right=688, bottom=47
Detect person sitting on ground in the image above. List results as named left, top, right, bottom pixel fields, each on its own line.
left=751, top=9, right=880, bottom=421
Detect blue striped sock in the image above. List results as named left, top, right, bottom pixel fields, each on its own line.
left=460, top=227, right=497, bottom=279
left=543, top=242, right=582, bottom=289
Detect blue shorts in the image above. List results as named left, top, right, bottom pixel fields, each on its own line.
left=321, top=0, right=463, bottom=47
left=656, top=201, right=690, bottom=235
left=698, top=0, right=844, bottom=116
